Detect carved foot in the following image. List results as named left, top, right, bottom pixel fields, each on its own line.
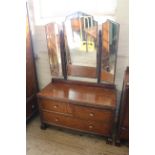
left=40, top=123, right=47, bottom=130
left=106, top=137, right=113, bottom=145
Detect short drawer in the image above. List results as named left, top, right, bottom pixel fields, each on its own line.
left=42, top=111, right=112, bottom=136
left=39, top=98, right=67, bottom=114
left=71, top=104, right=113, bottom=123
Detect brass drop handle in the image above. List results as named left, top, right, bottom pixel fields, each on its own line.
left=89, top=125, right=93, bottom=129
left=53, top=105, right=58, bottom=109
left=55, top=118, right=59, bottom=122
left=89, top=112, right=94, bottom=117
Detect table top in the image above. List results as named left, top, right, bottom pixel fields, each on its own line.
left=38, top=82, right=116, bottom=110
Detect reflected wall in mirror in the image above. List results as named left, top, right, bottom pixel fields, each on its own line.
left=45, top=23, right=62, bottom=77
left=101, top=20, right=119, bottom=83
left=64, top=12, right=98, bottom=78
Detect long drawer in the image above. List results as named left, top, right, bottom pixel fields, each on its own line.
left=42, top=111, right=112, bottom=136
left=70, top=104, right=113, bottom=123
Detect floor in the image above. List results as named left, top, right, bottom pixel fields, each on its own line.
left=27, top=116, right=129, bottom=155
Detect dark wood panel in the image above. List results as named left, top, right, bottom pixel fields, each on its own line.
left=60, top=30, right=67, bottom=79
left=121, top=87, right=129, bottom=128
left=26, top=95, right=38, bottom=119
left=115, top=67, right=129, bottom=145
left=52, top=78, right=115, bottom=89
left=119, top=127, right=129, bottom=140
left=26, top=5, right=38, bottom=121
left=97, top=30, right=102, bottom=83
left=26, top=15, right=37, bottom=98
left=42, top=111, right=112, bottom=136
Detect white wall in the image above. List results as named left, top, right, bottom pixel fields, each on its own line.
left=115, top=0, right=129, bottom=91
left=116, top=0, right=129, bottom=57
left=27, top=0, right=51, bottom=90
left=114, top=0, right=129, bottom=109
left=27, top=0, right=129, bottom=93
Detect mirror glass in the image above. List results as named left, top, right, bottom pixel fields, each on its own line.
left=64, top=12, right=98, bottom=79
left=45, top=23, right=62, bottom=77
left=101, top=20, right=119, bottom=83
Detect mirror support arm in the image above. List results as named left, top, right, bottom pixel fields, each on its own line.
left=97, top=30, right=102, bottom=83
left=60, top=30, right=67, bottom=80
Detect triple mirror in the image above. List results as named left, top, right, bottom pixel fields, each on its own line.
left=45, top=12, right=119, bottom=84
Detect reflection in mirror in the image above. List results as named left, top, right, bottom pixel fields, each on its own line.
left=101, top=20, right=119, bottom=83
left=45, top=23, right=62, bottom=77
left=64, top=12, right=98, bottom=79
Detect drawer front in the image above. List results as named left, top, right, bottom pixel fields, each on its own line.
left=71, top=104, right=113, bottom=123
left=42, top=111, right=112, bottom=136
left=39, top=98, right=68, bottom=114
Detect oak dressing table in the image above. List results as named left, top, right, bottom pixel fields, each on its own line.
left=37, top=12, right=120, bottom=143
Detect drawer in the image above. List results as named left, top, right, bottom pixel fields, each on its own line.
left=42, top=111, right=112, bottom=136
left=71, top=104, right=113, bottom=123
left=39, top=98, right=68, bottom=114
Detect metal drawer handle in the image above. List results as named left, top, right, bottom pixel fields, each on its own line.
left=53, top=105, right=58, bottom=109
left=89, top=125, right=93, bottom=129
left=55, top=118, right=59, bottom=122
left=89, top=112, right=94, bottom=117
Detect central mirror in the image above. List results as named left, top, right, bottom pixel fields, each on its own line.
left=64, top=12, right=98, bottom=80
